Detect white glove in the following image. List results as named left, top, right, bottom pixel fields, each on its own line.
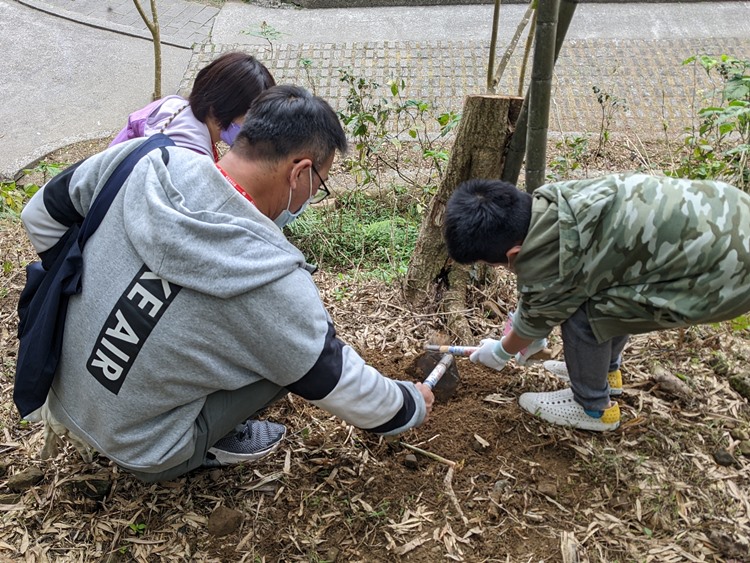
left=516, top=338, right=548, bottom=365
left=503, top=309, right=548, bottom=366
left=470, top=339, right=513, bottom=371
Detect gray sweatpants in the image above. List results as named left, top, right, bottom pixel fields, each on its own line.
left=130, top=379, right=288, bottom=483
left=561, top=305, right=629, bottom=412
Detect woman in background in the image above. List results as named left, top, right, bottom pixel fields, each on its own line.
left=110, top=52, right=275, bottom=160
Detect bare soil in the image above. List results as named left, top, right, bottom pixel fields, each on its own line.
left=1, top=136, right=749, bottom=562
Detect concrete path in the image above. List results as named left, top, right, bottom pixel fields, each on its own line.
left=2, top=0, right=750, bottom=180
left=1, top=0, right=193, bottom=180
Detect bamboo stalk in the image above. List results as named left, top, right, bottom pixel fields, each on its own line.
left=524, top=0, right=560, bottom=191
left=501, top=0, right=579, bottom=188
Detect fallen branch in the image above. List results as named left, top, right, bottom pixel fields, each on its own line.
left=444, top=466, right=469, bottom=526
left=399, top=442, right=455, bottom=467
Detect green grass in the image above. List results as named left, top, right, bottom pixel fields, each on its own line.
left=286, top=188, right=422, bottom=282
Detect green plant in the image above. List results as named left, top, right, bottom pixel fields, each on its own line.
left=299, top=57, right=315, bottom=94
left=711, top=313, right=750, bottom=333
left=286, top=189, right=420, bottom=281
left=128, top=522, right=146, bottom=536
left=592, top=85, right=628, bottom=157
left=336, top=70, right=459, bottom=190
left=242, top=21, right=284, bottom=56
left=367, top=500, right=390, bottom=520
left=0, top=161, right=63, bottom=215
left=0, top=180, right=34, bottom=216
left=548, top=134, right=590, bottom=181
left=668, top=54, right=750, bottom=189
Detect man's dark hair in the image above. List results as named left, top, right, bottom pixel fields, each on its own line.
left=443, top=179, right=533, bottom=264
left=189, top=52, right=276, bottom=130
left=234, top=85, right=348, bottom=167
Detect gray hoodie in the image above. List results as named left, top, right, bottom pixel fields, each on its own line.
left=21, top=139, right=427, bottom=474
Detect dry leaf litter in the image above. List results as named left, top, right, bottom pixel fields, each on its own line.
left=1, top=139, right=749, bottom=562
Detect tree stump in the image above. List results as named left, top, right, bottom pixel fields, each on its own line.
left=405, top=94, right=523, bottom=340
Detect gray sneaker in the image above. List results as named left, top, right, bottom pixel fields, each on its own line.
left=207, top=420, right=286, bottom=465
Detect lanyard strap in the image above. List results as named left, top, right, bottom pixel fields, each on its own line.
left=216, top=164, right=255, bottom=205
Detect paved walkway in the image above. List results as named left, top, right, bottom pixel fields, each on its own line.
left=3, top=0, right=750, bottom=180
left=18, top=0, right=219, bottom=48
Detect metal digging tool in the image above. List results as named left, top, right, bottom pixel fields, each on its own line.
left=418, top=353, right=459, bottom=402
left=422, top=354, right=454, bottom=389
left=408, top=331, right=462, bottom=401
left=411, top=339, right=553, bottom=401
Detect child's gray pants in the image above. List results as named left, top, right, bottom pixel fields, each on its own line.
left=560, top=304, right=629, bottom=412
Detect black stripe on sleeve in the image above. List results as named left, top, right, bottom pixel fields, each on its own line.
left=42, top=159, right=87, bottom=227
left=363, top=383, right=415, bottom=434
left=286, top=322, right=343, bottom=400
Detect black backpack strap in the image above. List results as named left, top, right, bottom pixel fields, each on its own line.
left=79, top=134, right=175, bottom=247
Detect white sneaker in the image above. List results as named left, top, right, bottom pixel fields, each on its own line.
left=542, top=360, right=570, bottom=381
left=518, top=388, right=620, bottom=432
left=542, top=360, right=623, bottom=396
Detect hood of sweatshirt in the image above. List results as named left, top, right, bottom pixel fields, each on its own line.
left=120, top=145, right=306, bottom=298
left=144, top=95, right=214, bottom=158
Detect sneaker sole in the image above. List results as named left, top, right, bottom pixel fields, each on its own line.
left=207, top=429, right=286, bottom=464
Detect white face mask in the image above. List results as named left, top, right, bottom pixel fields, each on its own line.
left=273, top=168, right=314, bottom=229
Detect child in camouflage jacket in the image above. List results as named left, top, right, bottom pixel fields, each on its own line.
left=443, top=173, right=750, bottom=431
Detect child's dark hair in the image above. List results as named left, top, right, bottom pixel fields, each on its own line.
left=443, top=179, right=533, bottom=264
left=189, top=52, right=276, bottom=130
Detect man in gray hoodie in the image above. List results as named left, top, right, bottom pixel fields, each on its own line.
left=21, top=85, right=434, bottom=482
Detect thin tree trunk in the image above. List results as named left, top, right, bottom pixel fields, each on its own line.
left=517, top=8, right=537, bottom=96
left=405, top=95, right=523, bottom=340
left=151, top=0, right=162, bottom=100
left=132, top=0, right=162, bottom=100
left=501, top=0, right=579, bottom=189
left=524, top=0, right=559, bottom=191
left=491, top=1, right=536, bottom=94
left=486, top=0, right=502, bottom=93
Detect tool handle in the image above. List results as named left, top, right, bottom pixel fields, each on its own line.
left=424, top=345, right=478, bottom=356
left=422, top=354, right=454, bottom=389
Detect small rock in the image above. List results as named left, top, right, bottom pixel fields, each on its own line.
left=7, top=467, right=44, bottom=491
left=729, top=372, right=750, bottom=401
left=325, top=547, right=340, bottom=562
left=490, top=479, right=510, bottom=501
left=207, top=505, right=244, bottom=537
left=63, top=471, right=112, bottom=501
left=472, top=434, right=490, bottom=452
left=739, top=440, right=750, bottom=457
left=713, top=449, right=738, bottom=467
left=537, top=482, right=558, bottom=498
left=652, top=365, right=691, bottom=400
left=730, top=429, right=750, bottom=442
left=403, top=454, right=419, bottom=469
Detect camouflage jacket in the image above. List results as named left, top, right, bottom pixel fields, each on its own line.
left=512, top=173, right=750, bottom=342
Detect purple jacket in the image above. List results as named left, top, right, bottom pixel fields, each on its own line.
left=109, top=95, right=214, bottom=158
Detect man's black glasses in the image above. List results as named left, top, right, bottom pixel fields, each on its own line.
left=311, top=166, right=331, bottom=204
